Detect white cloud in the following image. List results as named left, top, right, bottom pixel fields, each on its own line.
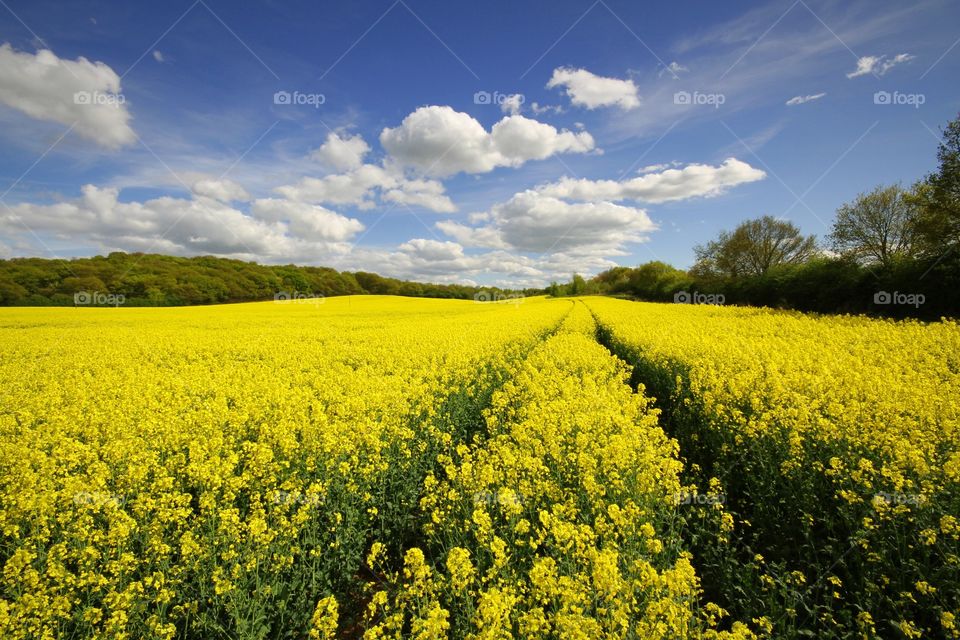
left=397, top=238, right=465, bottom=261
left=435, top=219, right=508, bottom=249
left=191, top=178, right=250, bottom=202
left=429, top=158, right=764, bottom=276
left=846, top=53, right=914, bottom=78
left=0, top=184, right=364, bottom=261
left=250, top=198, right=365, bottom=242
left=276, top=162, right=456, bottom=213
left=546, top=67, right=640, bottom=110
left=537, top=158, right=766, bottom=204
left=491, top=115, right=595, bottom=163
left=499, top=94, right=525, bottom=116
left=0, top=43, right=134, bottom=148
left=786, top=92, right=826, bottom=106
left=530, top=102, right=564, bottom=115
left=152, top=50, right=165, bottom=63
left=637, top=162, right=680, bottom=173
left=276, top=164, right=397, bottom=209
left=382, top=178, right=456, bottom=213
left=439, top=190, right=656, bottom=255
left=310, top=132, right=370, bottom=171
left=380, top=105, right=594, bottom=177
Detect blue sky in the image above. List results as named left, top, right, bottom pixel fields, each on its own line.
left=0, top=0, right=958, bottom=286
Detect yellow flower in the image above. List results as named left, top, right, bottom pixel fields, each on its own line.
left=308, top=595, right=338, bottom=640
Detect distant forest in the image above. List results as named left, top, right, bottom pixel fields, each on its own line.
left=0, top=253, right=536, bottom=306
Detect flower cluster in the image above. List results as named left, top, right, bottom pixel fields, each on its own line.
left=364, top=302, right=756, bottom=639
left=0, top=296, right=567, bottom=638
left=588, top=297, right=960, bottom=638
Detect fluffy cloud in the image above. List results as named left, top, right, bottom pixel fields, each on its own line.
left=276, top=162, right=455, bottom=213
left=0, top=43, right=134, bottom=148
left=380, top=106, right=594, bottom=177
left=435, top=219, right=509, bottom=249
left=310, top=132, right=370, bottom=171
left=343, top=242, right=547, bottom=284
left=546, top=67, right=640, bottom=110
left=250, top=198, right=364, bottom=242
left=435, top=159, right=764, bottom=261
left=0, top=184, right=363, bottom=261
left=846, top=53, right=914, bottom=78
left=439, top=190, right=656, bottom=255
left=397, top=238, right=465, bottom=261
left=191, top=178, right=250, bottom=202
left=382, top=178, right=456, bottom=213
left=276, top=164, right=397, bottom=209
left=786, top=92, right=826, bottom=106
left=536, top=158, right=765, bottom=203
left=499, top=94, right=524, bottom=116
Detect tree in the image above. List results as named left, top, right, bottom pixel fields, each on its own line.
left=912, top=112, right=960, bottom=255
left=693, top=216, right=817, bottom=278
left=627, top=261, right=689, bottom=299
left=545, top=281, right=565, bottom=297
left=569, top=273, right=587, bottom=295
left=828, top=184, right=918, bottom=266
left=592, top=266, right=632, bottom=294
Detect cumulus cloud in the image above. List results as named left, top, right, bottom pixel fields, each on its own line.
left=397, top=238, right=465, bottom=261
left=276, top=164, right=398, bottom=210
left=846, top=53, right=914, bottom=78
left=637, top=162, right=680, bottom=173
left=435, top=219, right=509, bottom=250
left=536, top=158, right=766, bottom=204
left=0, top=43, right=135, bottom=148
left=191, top=178, right=250, bottom=202
left=786, top=92, right=826, bottom=106
left=546, top=67, right=640, bottom=110
left=382, top=178, right=456, bottom=213
left=250, top=198, right=365, bottom=242
left=380, top=105, right=594, bottom=177
left=276, top=162, right=455, bottom=213
left=499, top=94, right=525, bottom=116
left=310, top=132, right=370, bottom=171
left=433, top=158, right=764, bottom=263
left=0, top=184, right=363, bottom=261
left=439, top=190, right=656, bottom=255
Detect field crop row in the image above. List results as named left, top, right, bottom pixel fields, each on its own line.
left=1, top=296, right=957, bottom=639
left=588, top=297, right=960, bottom=639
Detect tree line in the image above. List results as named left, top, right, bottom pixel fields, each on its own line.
left=551, top=112, right=960, bottom=319
left=0, top=253, right=536, bottom=306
